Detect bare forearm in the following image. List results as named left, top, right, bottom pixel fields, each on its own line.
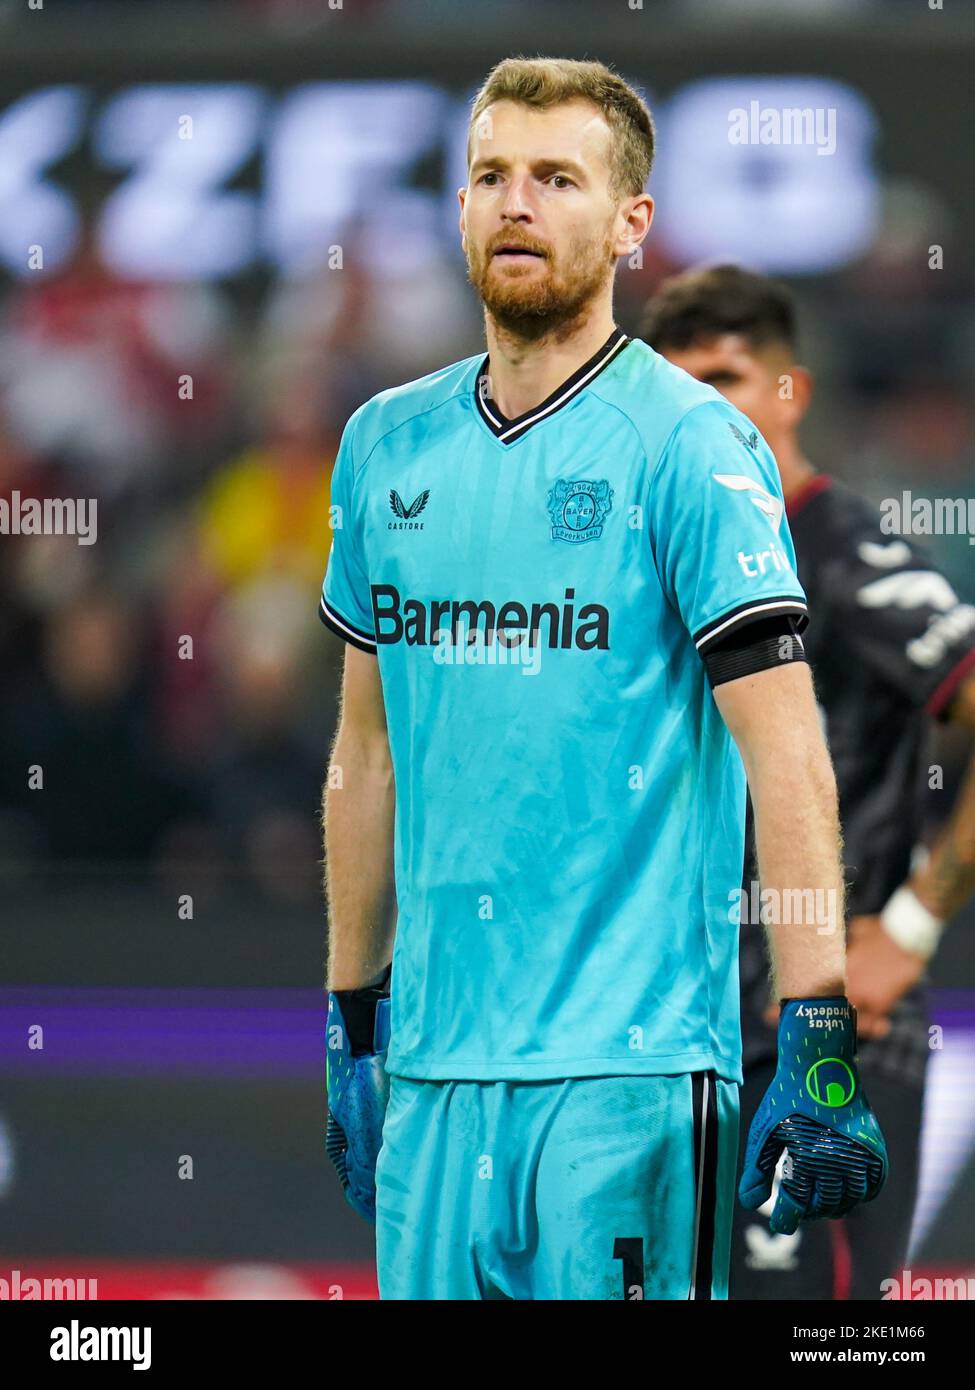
left=749, top=742, right=846, bottom=999
left=717, top=665, right=846, bottom=1001
left=323, top=730, right=396, bottom=990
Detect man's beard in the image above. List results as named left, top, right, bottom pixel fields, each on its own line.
left=466, top=225, right=617, bottom=341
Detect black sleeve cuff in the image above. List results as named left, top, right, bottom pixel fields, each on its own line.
left=694, top=597, right=809, bottom=654
left=703, top=614, right=808, bottom=688
left=332, top=963, right=392, bottom=1055
left=319, top=596, right=377, bottom=654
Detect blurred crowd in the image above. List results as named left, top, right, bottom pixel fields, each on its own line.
left=0, top=199, right=973, bottom=900
left=0, top=227, right=481, bottom=899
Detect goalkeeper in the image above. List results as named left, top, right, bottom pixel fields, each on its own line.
left=318, top=57, right=888, bottom=1299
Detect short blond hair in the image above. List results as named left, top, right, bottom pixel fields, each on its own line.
left=467, top=56, right=655, bottom=202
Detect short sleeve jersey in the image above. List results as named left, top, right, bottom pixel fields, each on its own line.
left=322, top=331, right=808, bottom=1083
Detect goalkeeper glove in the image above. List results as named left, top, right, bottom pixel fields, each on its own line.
left=739, top=996, right=888, bottom=1234
left=325, top=965, right=391, bottom=1224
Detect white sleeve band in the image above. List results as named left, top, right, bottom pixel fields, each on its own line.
left=880, top=885, right=944, bottom=961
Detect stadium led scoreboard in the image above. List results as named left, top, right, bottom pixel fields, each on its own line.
left=0, top=76, right=880, bottom=283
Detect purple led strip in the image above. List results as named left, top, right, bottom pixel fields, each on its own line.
left=0, top=987, right=327, bottom=1077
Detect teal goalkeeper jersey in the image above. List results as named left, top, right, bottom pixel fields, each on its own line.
left=320, top=328, right=808, bottom=1084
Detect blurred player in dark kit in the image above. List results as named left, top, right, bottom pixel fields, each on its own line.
left=641, top=263, right=975, bottom=1299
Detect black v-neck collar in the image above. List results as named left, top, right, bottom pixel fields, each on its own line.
left=474, top=325, right=630, bottom=445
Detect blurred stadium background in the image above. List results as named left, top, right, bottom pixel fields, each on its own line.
left=1, top=0, right=974, bottom=1300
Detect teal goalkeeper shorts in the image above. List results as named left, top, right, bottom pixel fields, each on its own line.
left=375, top=1070, right=739, bottom=1300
